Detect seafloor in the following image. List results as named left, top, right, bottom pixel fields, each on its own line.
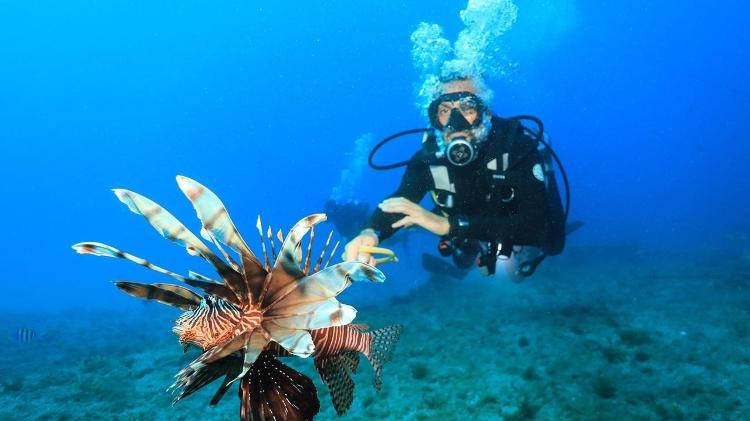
left=2, top=245, right=749, bottom=420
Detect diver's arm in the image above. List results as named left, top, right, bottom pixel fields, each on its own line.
left=365, top=156, right=432, bottom=241
left=449, top=146, right=549, bottom=244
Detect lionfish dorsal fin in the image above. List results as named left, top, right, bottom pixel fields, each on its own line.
left=255, top=215, right=271, bottom=271
left=267, top=225, right=277, bottom=261
left=175, top=176, right=267, bottom=303
left=314, top=230, right=334, bottom=273
left=260, top=214, right=326, bottom=307
left=325, top=240, right=341, bottom=269
left=303, top=225, right=315, bottom=275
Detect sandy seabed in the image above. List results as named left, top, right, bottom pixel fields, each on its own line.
left=2, top=245, right=749, bottom=420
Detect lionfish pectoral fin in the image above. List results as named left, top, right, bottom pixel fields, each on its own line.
left=114, top=281, right=200, bottom=310
left=240, top=351, right=320, bottom=421
left=263, top=261, right=383, bottom=314
left=112, top=188, right=245, bottom=304
left=266, top=299, right=357, bottom=331
left=365, top=324, right=403, bottom=391
left=172, top=354, right=241, bottom=404
left=209, top=356, right=244, bottom=406
left=175, top=176, right=266, bottom=302
left=262, top=321, right=315, bottom=357
left=314, top=354, right=357, bottom=416
left=228, top=329, right=269, bottom=385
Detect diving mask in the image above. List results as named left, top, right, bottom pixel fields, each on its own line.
left=428, top=92, right=486, bottom=131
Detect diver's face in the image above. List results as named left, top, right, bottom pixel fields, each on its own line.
left=438, top=80, right=486, bottom=144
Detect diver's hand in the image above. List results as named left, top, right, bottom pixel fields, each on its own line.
left=379, top=197, right=450, bottom=236
left=343, top=229, right=379, bottom=265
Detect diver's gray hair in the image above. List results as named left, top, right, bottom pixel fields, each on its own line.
left=419, top=59, right=495, bottom=114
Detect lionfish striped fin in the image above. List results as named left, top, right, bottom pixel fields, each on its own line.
left=260, top=214, right=327, bottom=307
left=209, top=357, right=243, bottom=405
left=175, top=176, right=254, bottom=257
left=265, top=262, right=385, bottom=314
left=350, top=323, right=370, bottom=331
left=230, top=328, right=271, bottom=384
left=340, top=350, right=361, bottom=373
left=114, top=281, right=201, bottom=310
left=365, top=325, right=403, bottom=390
left=72, top=242, right=195, bottom=284
left=112, top=189, right=245, bottom=304
left=314, top=230, right=334, bottom=273
left=201, top=227, right=241, bottom=273
left=176, top=176, right=266, bottom=303
left=276, top=229, right=283, bottom=244
left=267, top=226, right=277, bottom=262
left=152, top=283, right=203, bottom=304
left=239, top=351, right=320, bottom=421
left=314, top=353, right=357, bottom=416
left=172, top=353, right=241, bottom=404
left=303, top=225, right=315, bottom=275
left=255, top=215, right=270, bottom=271
left=264, top=298, right=357, bottom=331
left=188, top=271, right=218, bottom=283
left=175, top=332, right=251, bottom=391
left=325, top=241, right=341, bottom=269
left=181, top=277, right=237, bottom=303
left=263, top=321, right=315, bottom=357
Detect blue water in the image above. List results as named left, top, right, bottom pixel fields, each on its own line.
left=1, top=1, right=748, bottom=419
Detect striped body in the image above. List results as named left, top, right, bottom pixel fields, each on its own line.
left=173, top=296, right=262, bottom=350
left=310, top=325, right=371, bottom=358
left=15, top=328, right=35, bottom=343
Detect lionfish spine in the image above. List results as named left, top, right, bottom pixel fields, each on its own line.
left=303, top=226, right=315, bottom=274
left=276, top=229, right=284, bottom=244
left=324, top=241, right=340, bottom=269
left=255, top=215, right=270, bottom=271
left=267, top=226, right=277, bottom=261
left=314, top=230, right=334, bottom=273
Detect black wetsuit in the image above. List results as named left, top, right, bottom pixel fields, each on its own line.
left=366, top=116, right=565, bottom=256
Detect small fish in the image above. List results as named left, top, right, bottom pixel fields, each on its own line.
left=15, top=328, right=35, bottom=343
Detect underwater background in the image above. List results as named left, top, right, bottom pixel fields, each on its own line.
left=1, top=0, right=748, bottom=419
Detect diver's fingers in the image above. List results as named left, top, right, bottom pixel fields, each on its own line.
left=343, top=240, right=360, bottom=261
left=391, top=216, right=413, bottom=229
left=355, top=253, right=375, bottom=265
left=379, top=200, right=418, bottom=216
left=382, top=197, right=418, bottom=209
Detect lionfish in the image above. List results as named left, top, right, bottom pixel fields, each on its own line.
left=73, top=176, right=400, bottom=420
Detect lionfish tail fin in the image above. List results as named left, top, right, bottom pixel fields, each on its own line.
left=314, top=351, right=359, bottom=416
left=366, top=324, right=403, bottom=391
left=240, top=351, right=320, bottom=421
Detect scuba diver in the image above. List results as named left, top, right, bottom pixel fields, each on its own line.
left=343, top=74, right=569, bottom=280
left=323, top=199, right=371, bottom=241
